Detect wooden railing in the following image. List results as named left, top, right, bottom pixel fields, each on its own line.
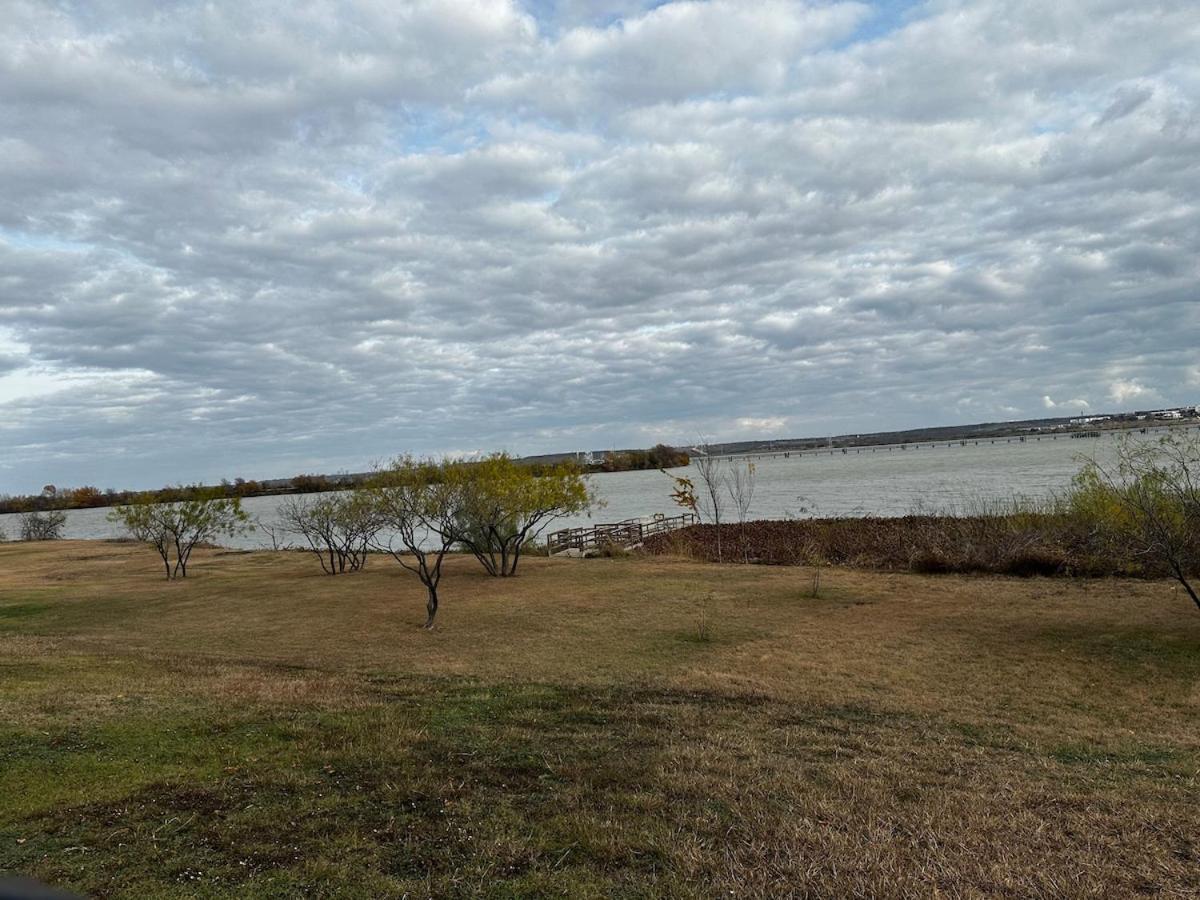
left=547, top=513, right=698, bottom=555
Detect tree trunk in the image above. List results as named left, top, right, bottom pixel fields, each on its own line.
left=1183, top=578, right=1200, bottom=612
left=1169, top=560, right=1200, bottom=612
left=423, top=586, right=438, bottom=629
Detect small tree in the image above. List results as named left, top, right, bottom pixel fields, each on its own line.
left=253, top=514, right=292, bottom=552
left=452, top=454, right=594, bottom=577
left=109, top=491, right=249, bottom=579
left=19, top=510, right=68, bottom=541
left=369, top=459, right=466, bottom=629
left=1072, top=432, right=1200, bottom=610
left=726, top=459, right=756, bottom=562
left=665, top=445, right=757, bottom=564
left=665, top=471, right=699, bottom=517
left=692, top=439, right=728, bottom=561
left=277, top=490, right=380, bottom=574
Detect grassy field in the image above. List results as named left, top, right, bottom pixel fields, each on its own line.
left=1, top=541, right=1198, bottom=898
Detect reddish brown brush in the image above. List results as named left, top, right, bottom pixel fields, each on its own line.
left=643, top=515, right=1172, bottom=577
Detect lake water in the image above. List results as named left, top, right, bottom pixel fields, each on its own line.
left=3, top=425, right=1196, bottom=549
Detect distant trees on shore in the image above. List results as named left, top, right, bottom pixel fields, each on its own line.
left=0, top=481, right=266, bottom=515
left=0, top=445, right=683, bottom=515
left=592, top=444, right=689, bottom=473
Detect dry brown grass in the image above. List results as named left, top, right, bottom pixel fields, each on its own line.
left=1, top=540, right=1199, bottom=897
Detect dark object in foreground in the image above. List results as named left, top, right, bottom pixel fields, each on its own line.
left=0, top=878, right=84, bottom=900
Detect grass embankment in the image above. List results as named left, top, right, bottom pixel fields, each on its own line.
left=645, top=516, right=1189, bottom=577
left=2, top=541, right=1199, bottom=897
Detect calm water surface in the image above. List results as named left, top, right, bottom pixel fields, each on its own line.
left=3, top=426, right=1196, bottom=549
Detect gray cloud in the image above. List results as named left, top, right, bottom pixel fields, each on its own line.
left=1096, top=85, right=1155, bottom=127
left=0, top=0, right=1198, bottom=492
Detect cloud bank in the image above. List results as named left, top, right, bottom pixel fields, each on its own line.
left=1, top=0, right=1197, bottom=490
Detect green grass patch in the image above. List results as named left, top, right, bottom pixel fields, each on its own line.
left=1040, top=626, right=1200, bottom=675
left=1049, top=742, right=1179, bottom=767
left=0, top=602, right=50, bottom=622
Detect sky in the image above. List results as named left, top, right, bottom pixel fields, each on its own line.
left=1, top=0, right=1198, bottom=492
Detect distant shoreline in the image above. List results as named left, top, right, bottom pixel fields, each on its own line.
left=702, top=419, right=1199, bottom=461
left=519, top=408, right=1199, bottom=466
left=683, top=407, right=1200, bottom=459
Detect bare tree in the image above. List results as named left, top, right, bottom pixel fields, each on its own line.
left=693, top=438, right=728, bottom=561
left=19, top=510, right=68, bottom=541
left=1073, top=431, right=1200, bottom=610
left=726, top=459, right=757, bottom=562
left=277, top=491, right=379, bottom=574
left=369, top=459, right=466, bottom=629
left=252, top=514, right=293, bottom=552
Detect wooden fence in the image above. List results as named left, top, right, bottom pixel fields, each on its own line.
left=547, top=513, right=698, bottom=556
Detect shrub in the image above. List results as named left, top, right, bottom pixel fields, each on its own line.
left=1000, top=548, right=1068, bottom=578
left=1065, top=432, right=1200, bottom=608
left=108, top=492, right=249, bottom=579
left=909, top=549, right=955, bottom=574
left=588, top=540, right=632, bottom=559
left=642, top=511, right=1165, bottom=579
left=19, top=510, right=67, bottom=541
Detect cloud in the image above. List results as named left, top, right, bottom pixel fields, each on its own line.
left=736, top=417, right=788, bottom=434
left=1109, top=379, right=1150, bottom=405
left=1095, top=85, right=1155, bottom=127
left=0, top=0, right=1198, bottom=491
left=1043, top=395, right=1090, bottom=411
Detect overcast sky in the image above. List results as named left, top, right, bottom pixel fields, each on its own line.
left=1, top=0, right=1198, bottom=492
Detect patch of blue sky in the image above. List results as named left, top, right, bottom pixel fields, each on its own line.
left=388, top=109, right=491, bottom=157
left=0, top=227, right=90, bottom=253
left=520, top=0, right=672, bottom=36
left=838, top=0, right=928, bottom=48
